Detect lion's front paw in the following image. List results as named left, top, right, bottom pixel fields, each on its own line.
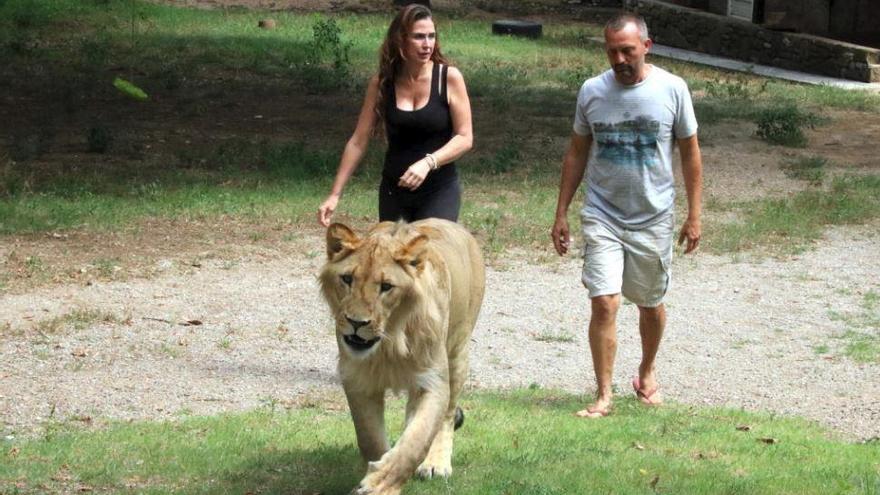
left=352, top=482, right=401, bottom=495
left=415, top=459, right=452, bottom=480
left=354, top=467, right=402, bottom=495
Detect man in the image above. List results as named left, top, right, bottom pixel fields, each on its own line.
left=551, top=13, right=703, bottom=418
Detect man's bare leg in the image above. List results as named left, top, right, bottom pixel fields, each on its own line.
left=636, top=303, right=665, bottom=404
left=576, top=294, right=620, bottom=417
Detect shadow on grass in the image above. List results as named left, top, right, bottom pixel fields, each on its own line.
left=206, top=444, right=361, bottom=495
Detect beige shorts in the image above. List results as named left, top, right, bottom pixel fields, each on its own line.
left=581, top=214, right=673, bottom=308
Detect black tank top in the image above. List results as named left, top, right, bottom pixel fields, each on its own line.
left=383, top=62, right=457, bottom=192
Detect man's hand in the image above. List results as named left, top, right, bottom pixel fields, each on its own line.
left=398, top=160, right=431, bottom=191
left=551, top=217, right=571, bottom=256
left=678, top=217, right=701, bottom=254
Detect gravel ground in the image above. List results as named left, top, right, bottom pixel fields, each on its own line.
left=1, top=224, right=878, bottom=441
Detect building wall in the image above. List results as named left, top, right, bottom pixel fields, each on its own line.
left=763, top=0, right=828, bottom=33
left=634, top=0, right=880, bottom=82
left=830, top=0, right=880, bottom=39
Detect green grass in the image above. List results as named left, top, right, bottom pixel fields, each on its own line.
left=782, top=155, right=828, bottom=185
left=0, top=140, right=384, bottom=234
left=828, top=290, right=880, bottom=363
left=709, top=175, right=880, bottom=255
left=1, top=389, right=877, bottom=494
left=27, top=307, right=118, bottom=335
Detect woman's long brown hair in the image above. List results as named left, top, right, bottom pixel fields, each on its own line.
left=374, top=4, right=449, bottom=134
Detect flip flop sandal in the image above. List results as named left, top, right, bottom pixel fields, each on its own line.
left=632, top=377, right=662, bottom=406
left=575, top=405, right=611, bottom=418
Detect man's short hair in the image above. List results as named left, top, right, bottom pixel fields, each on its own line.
left=605, top=13, right=649, bottom=42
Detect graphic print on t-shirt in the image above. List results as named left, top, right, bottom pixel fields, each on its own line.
left=594, top=115, right=660, bottom=167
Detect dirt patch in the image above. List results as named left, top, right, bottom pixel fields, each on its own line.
left=0, top=217, right=324, bottom=293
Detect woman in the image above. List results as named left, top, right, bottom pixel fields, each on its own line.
left=317, top=4, right=473, bottom=227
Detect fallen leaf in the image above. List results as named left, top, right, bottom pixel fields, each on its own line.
left=632, top=442, right=645, bottom=450
left=758, top=437, right=779, bottom=444
left=736, top=424, right=751, bottom=431
left=71, top=349, right=87, bottom=358
left=180, top=320, right=203, bottom=326
left=7, top=446, right=19, bottom=458
left=639, top=468, right=648, bottom=475
left=649, top=474, right=660, bottom=490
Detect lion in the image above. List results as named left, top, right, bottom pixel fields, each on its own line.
left=319, top=218, right=485, bottom=495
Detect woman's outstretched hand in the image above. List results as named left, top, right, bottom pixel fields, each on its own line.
left=318, top=194, right=340, bottom=227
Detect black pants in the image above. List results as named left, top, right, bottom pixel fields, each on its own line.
left=378, top=177, right=461, bottom=223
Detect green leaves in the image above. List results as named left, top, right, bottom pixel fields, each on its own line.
left=112, top=77, right=148, bottom=101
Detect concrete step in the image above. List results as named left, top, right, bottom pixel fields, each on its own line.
left=869, top=64, right=880, bottom=84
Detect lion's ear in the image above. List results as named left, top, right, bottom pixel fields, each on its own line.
left=394, top=234, right=429, bottom=272
left=326, top=223, right=359, bottom=261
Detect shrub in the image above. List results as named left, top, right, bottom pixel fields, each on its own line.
left=755, top=104, right=823, bottom=147
left=302, top=17, right=353, bottom=92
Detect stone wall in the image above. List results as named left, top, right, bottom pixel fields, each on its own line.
left=632, top=0, right=880, bottom=82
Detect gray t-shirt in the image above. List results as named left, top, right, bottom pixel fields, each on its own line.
left=573, top=66, right=698, bottom=229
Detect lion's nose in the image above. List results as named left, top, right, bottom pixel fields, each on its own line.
left=346, top=316, right=371, bottom=330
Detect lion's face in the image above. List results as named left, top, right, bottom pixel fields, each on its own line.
left=320, top=223, right=429, bottom=359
